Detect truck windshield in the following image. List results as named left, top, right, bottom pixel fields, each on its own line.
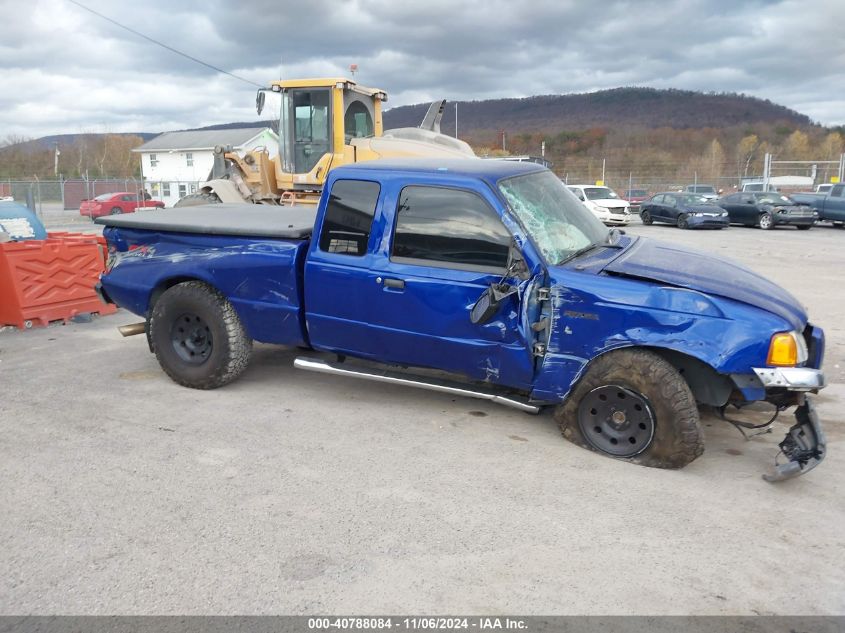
left=498, top=171, right=609, bottom=264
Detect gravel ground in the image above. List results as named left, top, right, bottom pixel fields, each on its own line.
left=0, top=215, right=843, bottom=615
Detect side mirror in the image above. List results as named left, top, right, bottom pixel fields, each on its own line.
left=470, top=283, right=518, bottom=325
left=256, top=90, right=266, bottom=116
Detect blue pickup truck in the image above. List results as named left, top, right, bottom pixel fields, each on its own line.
left=95, top=159, right=827, bottom=481
left=791, top=183, right=845, bottom=225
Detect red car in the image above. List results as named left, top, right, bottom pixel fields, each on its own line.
left=79, top=192, right=164, bottom=218
left=623, top=188, right=650, bottom=210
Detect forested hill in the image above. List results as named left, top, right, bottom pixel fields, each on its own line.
left=383, top=88, right=815, bottom=135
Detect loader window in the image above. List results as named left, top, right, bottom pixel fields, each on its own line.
left=344, top=101, right=373, bottom=141
left=319, top=179, right=380, bottom=256
left=288, top=88, right=331, bottom=174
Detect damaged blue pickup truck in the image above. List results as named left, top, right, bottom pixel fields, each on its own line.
left=96, top=159, right=827, bottom=481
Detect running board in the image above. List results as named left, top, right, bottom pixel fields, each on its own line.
left=293, top=357, right=540, bottom=414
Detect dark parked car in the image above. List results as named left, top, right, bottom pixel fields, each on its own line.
left=717, top=192, right=816, bottom=230
left=639, top=192, right=729, bottom=229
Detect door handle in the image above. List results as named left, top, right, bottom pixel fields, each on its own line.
left=383, top=278, right=405, bottom=290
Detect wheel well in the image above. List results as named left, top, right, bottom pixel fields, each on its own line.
left=575, top=346, right=733, bottom=407
left=647, top=347, right=733, bottom=407
left=147, top=277, right=209, bottom=317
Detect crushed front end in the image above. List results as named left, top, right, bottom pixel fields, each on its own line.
left=730, top=323, right=827, bottom=481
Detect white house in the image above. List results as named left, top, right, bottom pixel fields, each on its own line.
left=134, top=127, right=279, bottom=206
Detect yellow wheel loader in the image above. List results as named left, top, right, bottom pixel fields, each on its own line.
left=177, top=78, right=475, bottom=207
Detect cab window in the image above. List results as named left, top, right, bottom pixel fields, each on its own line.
left=391, top=186, right=511, bottom=271
left=318, top=180, right=380, bottom=256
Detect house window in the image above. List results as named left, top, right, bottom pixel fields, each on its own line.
left=189, top=183, right=197, bottom=194
left=186, top=152, right=193, bottom=167
left=162, top=182, right=171, bottom=197
left=178, top=184, right=187, bottom=198
left=150, top=154, right=158, bottom=167
left=150, top=183, right=160, bottom=196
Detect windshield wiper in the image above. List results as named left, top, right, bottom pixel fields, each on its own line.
left=559, top=232, right=625, bottom=265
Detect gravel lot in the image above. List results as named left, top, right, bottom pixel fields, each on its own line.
left=1, top=214, right=844, bottom=615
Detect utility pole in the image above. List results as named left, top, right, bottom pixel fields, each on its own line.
left=601, top=158, right=606, bottom=184
left=54, top=142, right=60, bottom=177
left=455, top=102, right=458, bottom=139
left=541, top=141, right=545, bottom=158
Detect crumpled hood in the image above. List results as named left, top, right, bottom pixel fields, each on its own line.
left=603, top=237, right=807, bottom=330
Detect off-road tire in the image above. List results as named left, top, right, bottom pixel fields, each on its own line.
left=149, top=281, right=252, bottom=389
left=677, top=214, right=689, bottom=229
left=174, top=191, right=222, bottom=208
left=554, top=348, right=704, bottom=469
left=640, top=210, right=653, bottom=225
left=758, top=212, right=774, bottom=230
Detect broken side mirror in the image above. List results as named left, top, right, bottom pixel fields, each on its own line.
left=470, top=283, right=519, bottom=325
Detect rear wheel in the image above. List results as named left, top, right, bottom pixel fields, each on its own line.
left=554, top=349, right=704, bottom=469
left=796, top=224, right=812, bottom=231
left=677, top=214, right=689, bottom=229
left=149, top=281, right=252, bottom=389
left=758, top=212, right=774, bottom=230
left=640, top=210, right=653, bottom=225
left=174, top=191, right=222, bottom=207
left=110, top=207, right=122, bottom=215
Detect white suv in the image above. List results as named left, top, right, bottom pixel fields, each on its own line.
left=567, top=185, right=631, bottom=225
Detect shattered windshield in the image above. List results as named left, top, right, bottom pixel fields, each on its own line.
left=498, top=170, right=609, bottom=264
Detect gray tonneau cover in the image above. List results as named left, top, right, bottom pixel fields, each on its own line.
left=94, top=203, right=317, bottom=239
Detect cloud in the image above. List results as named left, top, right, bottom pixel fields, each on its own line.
left=0, top=0, right=842, bottom=139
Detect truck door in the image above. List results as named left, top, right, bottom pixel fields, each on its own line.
left=304, top=178, right=385, bottom=360
left=365, top=183, right=536, bottom=390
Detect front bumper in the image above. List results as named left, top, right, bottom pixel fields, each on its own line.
left=762, top=398, right=826, bottom=482
left=752, top=366, right=826, bottom=391
left=687, top=215, right=729, bottom=229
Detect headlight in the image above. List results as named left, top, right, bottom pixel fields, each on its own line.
left=767, top=331, right=809, bottom=366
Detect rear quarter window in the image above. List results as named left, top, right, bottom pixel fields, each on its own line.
left=318, top=179, right=380, bottom=256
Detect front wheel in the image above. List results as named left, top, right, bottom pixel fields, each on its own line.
left=149, top=281, right=252, bottom=389
left=554, top=349, right=704, bottom=469
left=758, top=212, right=774, bottom=230
left=796, top=224, right=812, bottom=231
left=110, top=207, right=122, bottom=215
left=677, top=214, right=689, bottom=229
left=640, top=210, right=653, bottom=225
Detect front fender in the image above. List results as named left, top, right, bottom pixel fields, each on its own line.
left=529, top=274, right=791, bottom=403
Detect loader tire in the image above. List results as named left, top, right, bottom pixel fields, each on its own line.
left=149, top=281, right=252, bottom=389
left=554, top=348, right=704, bottom=469
left=174, top=192, right=221, bottom=207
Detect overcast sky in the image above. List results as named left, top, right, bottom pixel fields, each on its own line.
left=1, top=0, right=843, bottom=140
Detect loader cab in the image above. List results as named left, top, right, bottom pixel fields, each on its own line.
left=267, top=78, right=386, bottom=189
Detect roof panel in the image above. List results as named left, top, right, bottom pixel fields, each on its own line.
left=133, top=128, right=276, bottom=152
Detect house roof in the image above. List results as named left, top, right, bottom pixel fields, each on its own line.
left=132, top=127, right=276, bottom=153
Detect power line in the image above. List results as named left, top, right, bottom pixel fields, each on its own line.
left=66, top=0, right=263, bottom=88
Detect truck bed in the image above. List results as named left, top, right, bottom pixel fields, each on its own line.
left=95, top=203, right=317, bottom=239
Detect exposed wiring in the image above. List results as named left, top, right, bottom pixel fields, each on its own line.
left=66, top=0, right=263, bottom=88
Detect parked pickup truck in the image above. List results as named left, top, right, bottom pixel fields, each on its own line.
left=791, top=183, right=845, bottom=226
left=95, top=159, right=827, bottom=481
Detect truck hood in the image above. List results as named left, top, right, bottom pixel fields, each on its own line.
left=603, top=237, right=807, bottom=330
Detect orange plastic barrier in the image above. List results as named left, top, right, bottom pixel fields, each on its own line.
left=0, top=233, right=116, bottom=329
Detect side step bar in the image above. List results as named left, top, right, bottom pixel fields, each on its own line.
left=294, top=357, right=540, bottom=414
